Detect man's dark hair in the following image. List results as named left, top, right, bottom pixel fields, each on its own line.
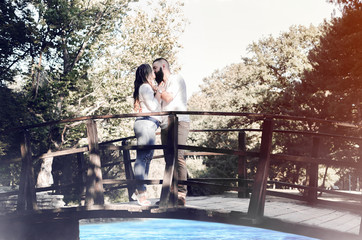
left=153, top=58, right=170, bottom=69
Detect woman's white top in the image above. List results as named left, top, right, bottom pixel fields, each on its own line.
left=138, top=83, right=162, bottom=122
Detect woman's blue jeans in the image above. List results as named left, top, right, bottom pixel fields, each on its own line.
left=133, top=118, right=159, bottom=192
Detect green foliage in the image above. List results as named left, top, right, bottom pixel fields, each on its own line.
left=0, top=0, right=35, bottom=84
left=0, top=163, right=21, bottom=186
left=0, top=0, right=186, bottom=204
left=296, top=4, right=362, bottom=190
left=3, top=0, right=358, bottom=198
left=328, top=0, right=362, bottom=11
left=0, top=86, right=28, bottom=186
left=188, top=24, right=323, bottom=186
left=244, top=25, right=323, bottom=116
left=302, top=6, right=362, bottom=123
left=70, top=0, right=186, bottom=141
left=0, top=87, right=27, bottom=158
left=188, top=1, right=362, bottom=191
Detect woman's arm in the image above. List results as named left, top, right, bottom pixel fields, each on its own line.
left=139, top=84, right=161, bottom=112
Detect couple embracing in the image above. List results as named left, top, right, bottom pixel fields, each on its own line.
left=132, top=58, right=190, bottom=207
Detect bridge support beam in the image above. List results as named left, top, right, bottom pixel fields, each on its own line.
left=238, top=131, right=248, bottom=198
left=85, top=119, right=104, bottom=206
left=77, top=152, right=86, bottom=206
left=307, top=137, right=320, bottom=203
left=17, top=130, right=37, bottom=211
left=247, top=118, right=273, bottom=220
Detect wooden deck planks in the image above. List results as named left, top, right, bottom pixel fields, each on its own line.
left=264, top=202, right=313, bottom=218
left=184, top=192, right=361, bottom=236
left=318, top=212, right=360, bottom=234
left=2, top=190, right=361, bottom=239
left=71, top=190, right=361, bottom=237
left=267, top=205, right=335, bottom=222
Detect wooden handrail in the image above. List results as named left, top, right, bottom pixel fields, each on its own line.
left=4, top=111, right=362, bottom=132
left=179, top=145, right=245, bottom=156
left=270, top=153, right=362, bottom=169
left=2, top=178, right=360, bottom=201
left=3, top=111, right=362, bottom=224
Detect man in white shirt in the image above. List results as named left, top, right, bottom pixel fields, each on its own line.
left=152, top=58, right=190, bottom=206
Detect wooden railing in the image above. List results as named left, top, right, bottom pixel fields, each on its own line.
left=1, top=111, right=362, bottom=222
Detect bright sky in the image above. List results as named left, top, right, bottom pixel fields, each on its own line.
left=177, top=0, right=337, bottom=98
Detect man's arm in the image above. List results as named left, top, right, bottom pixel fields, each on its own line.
left=160, top=91, right=173, bottom=104
left=160, top=76, right=182, bottom=104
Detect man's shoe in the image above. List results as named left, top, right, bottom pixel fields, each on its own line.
left=155, top=198, right=185, bottom=206
left=177, top=197, right=185, bottom=206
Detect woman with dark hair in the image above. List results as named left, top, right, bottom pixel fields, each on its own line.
left=132, top=63, right=165, bottom=206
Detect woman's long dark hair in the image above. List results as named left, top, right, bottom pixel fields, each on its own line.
left=133, top=64, right=153, bottom=112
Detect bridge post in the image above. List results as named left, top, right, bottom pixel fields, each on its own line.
left=238, top=131, right=248, bottom=198
left=17, top=130, right=37, bottom=211
left=85, top=119, right=104, bottom=206
left=307, top=137, right=320, bottom=203
left=77, top=152, right=86, bottom=206
left=122, top=139, right=136, bottom=201
left=159, top=114, right=178, bottom=208
left=247, top=118, right=273, bottom=220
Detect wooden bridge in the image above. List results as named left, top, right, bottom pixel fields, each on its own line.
left=1, top=111, right=362, bottom=240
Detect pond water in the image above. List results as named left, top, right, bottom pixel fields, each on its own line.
left=80, top=218, right=318, bottom=240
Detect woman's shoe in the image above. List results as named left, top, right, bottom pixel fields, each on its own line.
left=136, top=191, right=151, bottom=206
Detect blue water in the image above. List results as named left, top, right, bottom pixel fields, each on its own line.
left=80, top=219, right=318, bottom=240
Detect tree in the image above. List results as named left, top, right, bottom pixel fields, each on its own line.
left=0, top=0, right=186, bottom=199
left=0, top=0, right=36, bottom=185
left=12, top=0, right=137, bottom=190
left=0, top=86, right=28, bottom=186
left=0, top=0, right=35, bottom=84
left=328, top=0, right=362, bottom=11
left=37, top=0, right=186, bottom=198
left=243, top=25, right=323, bottom=116
left=67, top=0, right=187, bottom=141
left=188, top=24, right=325, bottom=186
left=298, top=1, right=362, bottom=190
left=301, top=3, right=362, bottom=123
left=189, top=24, right=324, bottom=142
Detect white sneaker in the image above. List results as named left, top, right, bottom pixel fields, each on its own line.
left=134, top=191, right=151, bottom=206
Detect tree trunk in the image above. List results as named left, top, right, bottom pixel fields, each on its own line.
left=36, top=150, right=54, bottom=188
